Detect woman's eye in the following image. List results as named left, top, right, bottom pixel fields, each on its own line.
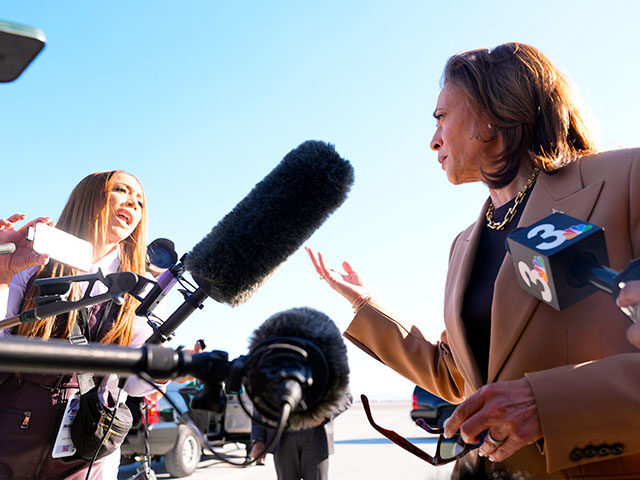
left=114, top=185, right=126, bottom=193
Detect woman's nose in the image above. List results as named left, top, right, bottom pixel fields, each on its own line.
left=430, top=132, right=442, bottom=151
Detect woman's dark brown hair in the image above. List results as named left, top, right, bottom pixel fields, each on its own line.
left=443, top=42, right=597, bottom=188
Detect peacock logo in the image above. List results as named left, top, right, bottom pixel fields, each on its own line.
left=533, top=256, right=548, bottom=283
left=562, top=224, right=592, bottom=240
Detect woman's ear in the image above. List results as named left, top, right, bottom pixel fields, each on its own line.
left=485, top=124, right=504, bottom=157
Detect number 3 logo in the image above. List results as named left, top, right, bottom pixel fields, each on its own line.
left=527, top=223, right=566, bottom=250
left=517, top=257, right=553, bottom=302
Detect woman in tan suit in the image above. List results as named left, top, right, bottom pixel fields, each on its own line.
left=307, top=43, right=640, bottom=479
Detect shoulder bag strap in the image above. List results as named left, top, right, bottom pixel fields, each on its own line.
left=70, top=310, right=95, bottom=395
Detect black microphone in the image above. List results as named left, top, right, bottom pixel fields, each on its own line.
left=185, top=140, right=354, bottom=306
left=142, top=140, right=353, bottom=344
left=244, top=307, right=351, bottom=430
left=507, top=212, right=640, bottom=320
left=0, top=307, right=351, bottom=430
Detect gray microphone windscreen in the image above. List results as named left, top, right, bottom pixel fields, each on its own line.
left=185, top=140, right=354, bottom=306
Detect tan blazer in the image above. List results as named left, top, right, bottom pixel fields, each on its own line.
left=345, top=148, right=640, bottom=479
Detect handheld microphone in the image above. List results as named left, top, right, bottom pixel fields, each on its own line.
left=507, top=212, right=640, bottom=321
left=0, top=243, right=16, bottom=255
left=185, top=140, right=354, bottom=306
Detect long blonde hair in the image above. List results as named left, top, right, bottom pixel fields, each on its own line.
left=17, top=170, right=147, bottom=345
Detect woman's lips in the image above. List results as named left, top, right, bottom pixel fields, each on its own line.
left=115, top=209, right=132, bottom=226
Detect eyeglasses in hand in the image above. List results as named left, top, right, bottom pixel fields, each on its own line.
left=360, top=394, right=484, bottom=466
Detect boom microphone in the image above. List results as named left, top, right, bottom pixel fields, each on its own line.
left=507, top=212, right=640, bottom=321
left=185, top=140, right=354, bottom=306
left=244, top=307, right=351, bottom=430
left=0, top=307, right=351, bottom=431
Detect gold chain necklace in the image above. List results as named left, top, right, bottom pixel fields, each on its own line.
left=485, top=168, right=540, bottom=231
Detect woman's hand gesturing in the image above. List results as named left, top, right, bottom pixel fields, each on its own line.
left=305, top=247, right=370, bottom=307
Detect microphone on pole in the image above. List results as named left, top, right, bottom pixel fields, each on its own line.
left=143, top=140, right=354, bottom=343
left=185, top=140, right=354, bottom=306
left=0, top=307, right=351, bottom=430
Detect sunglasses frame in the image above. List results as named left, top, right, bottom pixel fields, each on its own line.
left=361, top=393, right=482, bottom=466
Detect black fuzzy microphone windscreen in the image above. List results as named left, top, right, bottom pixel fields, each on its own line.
left=247, top=307, right=351, bottom=430
left=185, top=140, right=354, bottom=306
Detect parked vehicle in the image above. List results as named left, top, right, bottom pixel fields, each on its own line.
left=121, top=382, right=253, bottom=478
left=410, top=385, right=456, bottom=429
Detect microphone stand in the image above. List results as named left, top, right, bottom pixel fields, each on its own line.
left=143, top=287, right=208, bottom=344
left=0, top=336, right=208, bottom=379
left=0, top=263, right=207, bottom=344
left=0, top=270, right=148, bottom=331
left=0, top=271, right=296, bottom=469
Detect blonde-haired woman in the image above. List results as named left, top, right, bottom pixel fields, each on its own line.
left=0, top=170, right=154, bottom=480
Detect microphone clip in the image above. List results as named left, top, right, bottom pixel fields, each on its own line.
left=34, top=269, right=151, bottom=307
left=243, top=337, right=329, bottom=425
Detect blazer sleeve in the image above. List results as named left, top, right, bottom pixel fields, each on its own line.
left=526, top=353, right=640, bottom=472
left=344, top=299, right=465, bottom=404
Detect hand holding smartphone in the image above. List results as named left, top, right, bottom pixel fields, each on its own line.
left=28, top=223, right=93, bottom=271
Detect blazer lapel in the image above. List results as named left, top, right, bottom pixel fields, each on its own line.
left=487, top=162, right=603, bottom=383
left=444, top=200, right=488, bottom=391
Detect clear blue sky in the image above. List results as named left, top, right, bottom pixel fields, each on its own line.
left=2, top=1, right=639, bottom=399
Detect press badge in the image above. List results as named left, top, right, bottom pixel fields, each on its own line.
left=51, top=392, right=81, bottom=458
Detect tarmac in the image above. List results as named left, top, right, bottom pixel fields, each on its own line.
left=118, top=400, right=454, bottom=480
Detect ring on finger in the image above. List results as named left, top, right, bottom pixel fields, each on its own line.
left=319, top=275, right=325, bottom=280
left=486, top=431, right=506, bottom=447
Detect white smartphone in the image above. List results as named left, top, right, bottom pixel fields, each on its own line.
left=28, top=223, right=93, bottom=272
